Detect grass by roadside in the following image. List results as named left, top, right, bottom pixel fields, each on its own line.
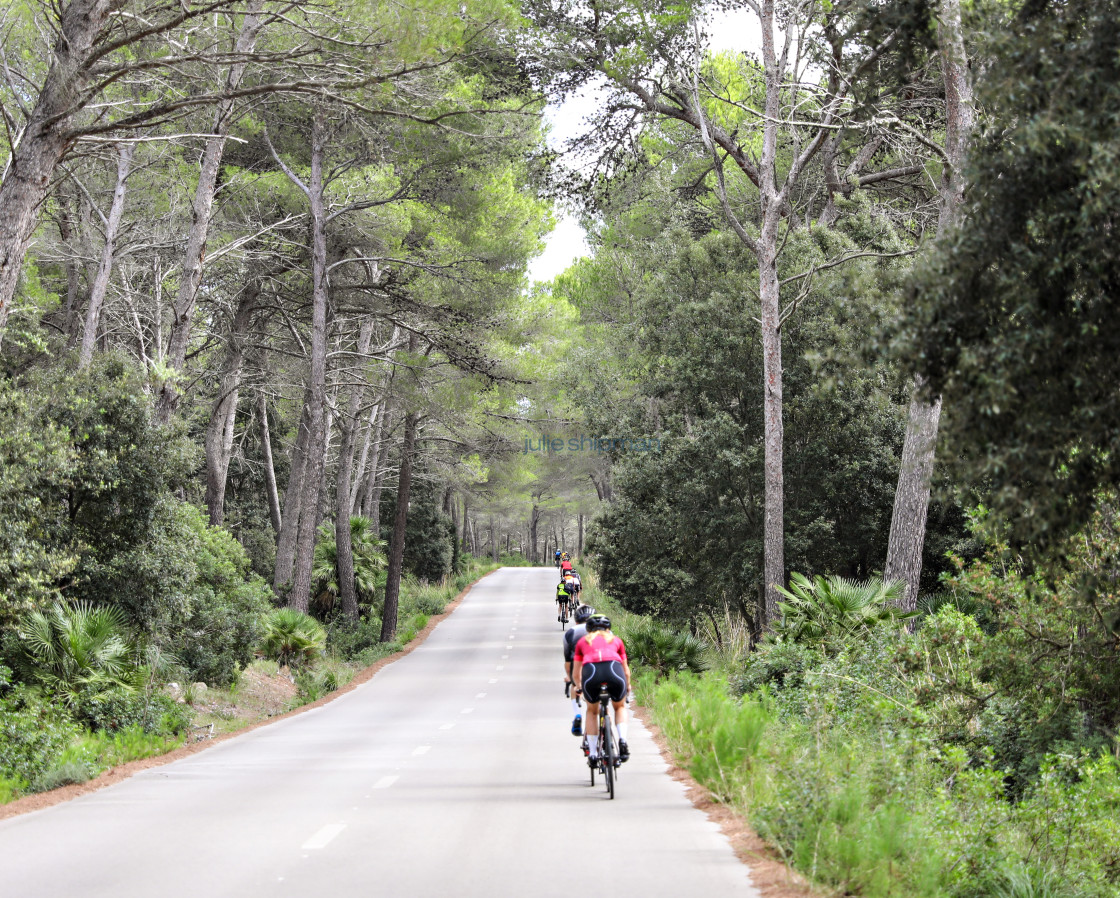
left=582, top=570, right=1120, bottom=898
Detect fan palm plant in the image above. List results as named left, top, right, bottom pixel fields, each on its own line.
left=774, top=573, right=914, bottom=652
left=13, top=601, right=141, bottom=705
left=621, top=618, right=710, bottom=677
left=311, top=516, right=387, bottom=611
left=259, top=608, right=326, bottom=669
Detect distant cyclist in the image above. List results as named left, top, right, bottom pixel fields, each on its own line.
left=566, top=569, right=582, bottom=597
left=563, top=604, right=595, bottom=736
left=554, top=549, right=562, bottom=568
left=556, top=577, right=574, bottom=622
left=572, top=615, right=632, bottom=763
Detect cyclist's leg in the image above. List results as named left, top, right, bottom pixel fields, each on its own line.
left=584, top=700, right=600, bottom=754
left=581, top=664, right=601, bottom=753
left=607, top=662, right=630, bottom=760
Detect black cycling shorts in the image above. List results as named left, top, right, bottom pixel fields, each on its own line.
left=581, top=661, right=627, bottom=703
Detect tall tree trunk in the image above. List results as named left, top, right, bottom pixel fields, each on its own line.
left=363, top=400, right=394, bottom=525
left=78, top=142, right=136, bottom=367
left=380, top=409, right=419, bottom=643
left=335, top=320, right=374, bottom=621
left=0, top=0, right=114, bottom=351
left=885, top=0, right=974, bottom=610
left=490, top=515, right=498, bottom=563
left=55, top=185, right=84, bottom=343
left=578, top=513, right=584, bottom=558
left=349, top=400, right=381, bottom=513
left=461, top=498, right=470, bottom=552
left=529, top=504, right=540, bottom=564
left=287, top=113, right=331, bottom=612
left=157, top=0, right=265, bottom=420
left=204, top=281, right=259, bottom=525
left=759, top=227, right=784, bottom=631
left=258, top=392, right=282, bottom=535
left=274, top=398, right=310, bottom=590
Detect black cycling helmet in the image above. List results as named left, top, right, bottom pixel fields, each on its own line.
left=574, top=604, right=594, bottom=624
left=586, top=614, right=611, bottom=632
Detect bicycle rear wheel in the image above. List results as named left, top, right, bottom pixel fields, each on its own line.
left=602, top=718, right=615, bottom=799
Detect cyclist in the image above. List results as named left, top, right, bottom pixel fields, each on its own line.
left=566, top=569, right=582, bottom=597
left=555, top=577, right=574, bottom=622
left=560, top=556, right=573, bottom=575
left=572, top=615, right=632, bottom=764
left=554, top=548, right=562, bottom=568
left=563, top=604, right=595, bottom=735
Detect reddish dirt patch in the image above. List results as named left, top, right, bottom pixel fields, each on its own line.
left=0, top=570, right=497, bottom=822
left=632, top=703, right=821, bottom=898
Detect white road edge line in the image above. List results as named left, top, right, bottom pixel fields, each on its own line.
left=412, top=745, right=431, bottom=756
left=440, top=723, right=455, bottom=730
left=302, top=824, right=346, bottom=850
left=476, top=692, right=487, bottom=698
left=373, top=775, right=398, bottom=789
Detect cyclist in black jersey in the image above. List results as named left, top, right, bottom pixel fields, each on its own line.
left=563, top=604, right=594, bottom=736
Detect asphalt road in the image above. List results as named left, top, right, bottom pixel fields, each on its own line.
left=0, top=567, right=759, bottom=898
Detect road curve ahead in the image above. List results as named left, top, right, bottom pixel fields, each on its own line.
left=0, top=567, right=759, bottom=898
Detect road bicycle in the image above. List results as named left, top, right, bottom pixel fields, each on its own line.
left=557, top=597, right=571, bottom=627
left=585, top=682, right=619, bottom=799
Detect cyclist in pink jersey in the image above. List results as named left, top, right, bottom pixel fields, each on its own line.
left=572, top=615, right=632, bottom=762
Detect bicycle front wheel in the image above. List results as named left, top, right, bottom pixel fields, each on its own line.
left=602, top=718, right=615, bottom=799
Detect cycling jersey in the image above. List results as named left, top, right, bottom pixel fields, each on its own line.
left=560, top=560, right=573, bottom=573
left=556, top=582, right=571, bottom=601
left=574, top=631, right=628, bottom=666
left=564, top=623, right=589, bottom=663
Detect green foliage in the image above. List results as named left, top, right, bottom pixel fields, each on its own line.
left=0, top=690, right=79, bottom=790
left=9, top=601, right=141, bottom=705
left=383, top=482, right=456, bottom=583
left=0, top=386, right=76, bottom=627
left=896, top=507, right=1120, bottom=792
left=653, top=673, right=769, bottom=800
left=295, top=661, right=351, bottom=703
left=577, top=218, right=969, bottom=627
left=897, top=0, right=1120, bottom=549
left=311, top=516, right=387, bottom=612
left=154, top=501, right=274, bottom=686
left=619, top=617, right=709, bottom=677
left=31, top=760, right=90, bottom=792
left=72, top=688, right=190, bottom=736
left=259, top=609, right=326, bottom=668
left=773, top=572, right=914, bottom=652
left=648, top=667, right=1120, bottom=898
left=0, top=355, right=202, bottom=637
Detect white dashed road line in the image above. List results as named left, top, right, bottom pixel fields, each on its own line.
left=302, top=824, right=346, bottom=850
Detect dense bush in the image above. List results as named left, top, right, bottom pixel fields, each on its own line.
left=0, top=685, right=79, bottom=789
left=73, top=688, right=190, bottom=736
left=325, top=615, right=383, bottom=662
left=155, top=502, right=273, bottom=686
left=382, top=483, right=455, bottom=583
